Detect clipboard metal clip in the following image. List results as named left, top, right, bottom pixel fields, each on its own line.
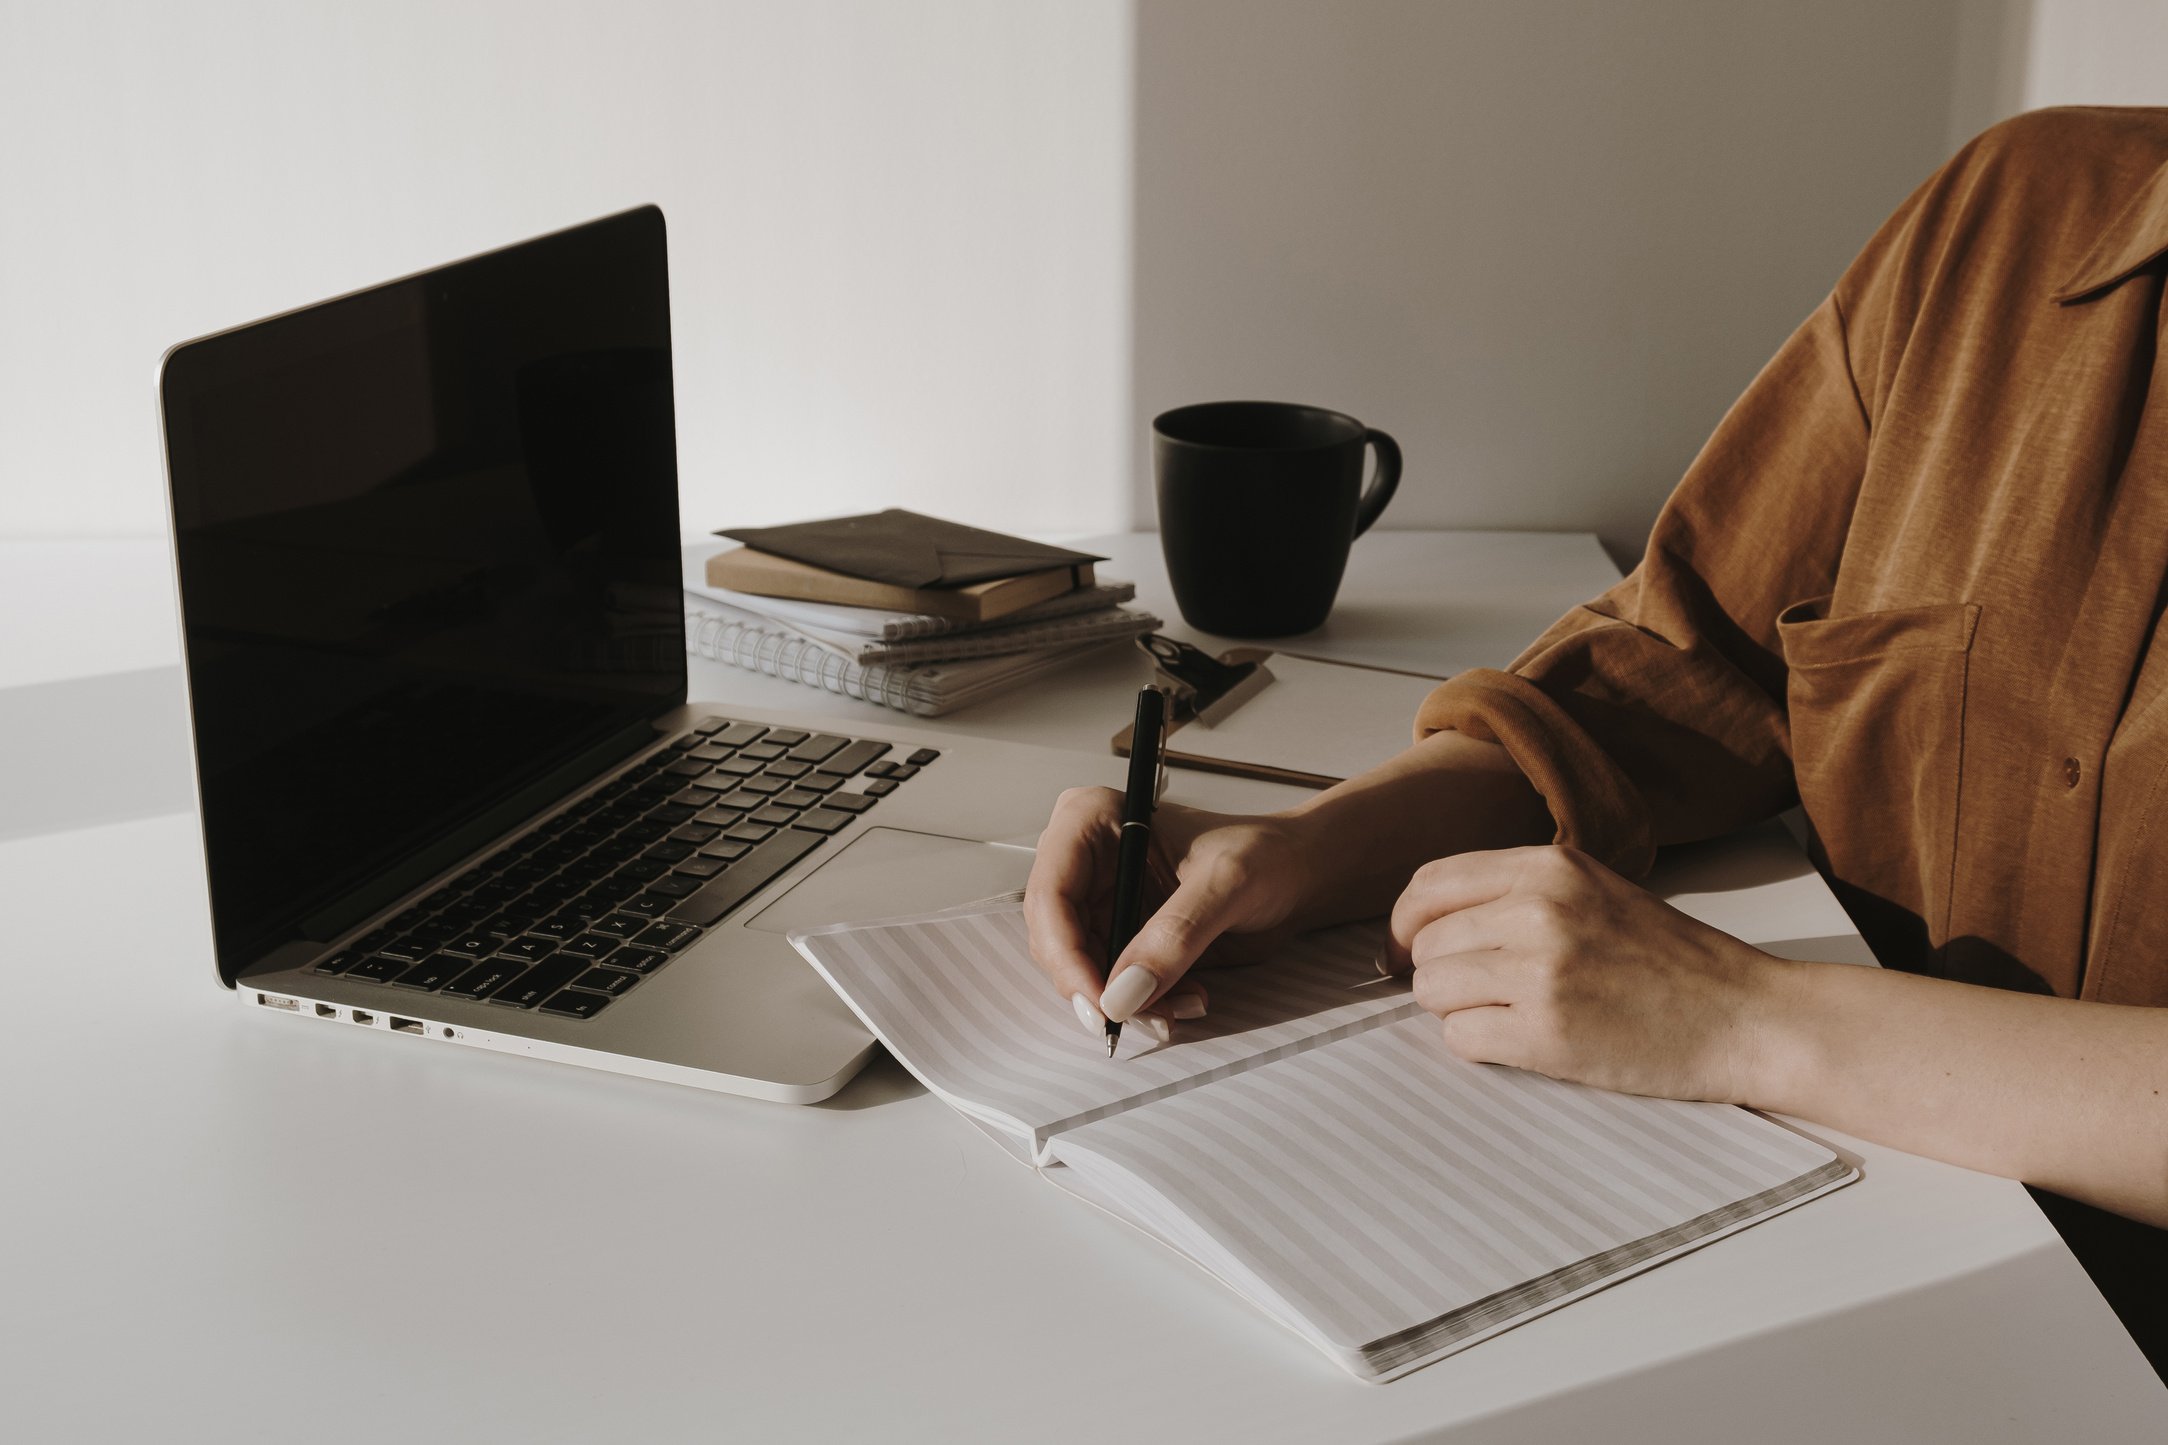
left=1137, top=634, right=1275, bottom=728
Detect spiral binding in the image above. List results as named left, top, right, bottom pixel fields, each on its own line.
left=685, top=607, right=934, bottom=715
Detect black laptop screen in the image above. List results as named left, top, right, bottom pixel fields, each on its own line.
left=161, top=208, right=685, bottom=981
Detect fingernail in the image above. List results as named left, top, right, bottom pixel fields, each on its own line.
left=1099, top=966, right=1159, bottom=1022
left=1132, top=1014, right=1173, bottom=1043
left=1169, top=994, right=1207, bottom=1020
left=1373, top=946, right=1393, bottom=978
left=1072, top=993, right=1107, bottom=1036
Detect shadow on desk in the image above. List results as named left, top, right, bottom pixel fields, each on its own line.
left=0, top=667, right=195, bottom=841
left=816, top=1046, right=927, bottom=1111
left=1442, top=1242, right=2155, bottom=1442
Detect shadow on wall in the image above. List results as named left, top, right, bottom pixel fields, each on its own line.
left=1130, top=0, right=2040, bottom=565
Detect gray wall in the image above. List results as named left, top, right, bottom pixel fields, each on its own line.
left=1131, top=0, right=1973, bottom=562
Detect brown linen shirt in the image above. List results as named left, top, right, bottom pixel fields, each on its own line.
left=1417, top=107, right=2168, bottom=1005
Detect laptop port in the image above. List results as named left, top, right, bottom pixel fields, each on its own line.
left=389, top=1017, right=423, bottom=1034
left=315, top=1003, right=338, bottom=1018
left=257, top=993, right=299, bottom=1011
left=352, top=1010, right=374, bottom=1026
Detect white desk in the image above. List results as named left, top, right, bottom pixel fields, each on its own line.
left=3, top=533, right=2161, bottom=1443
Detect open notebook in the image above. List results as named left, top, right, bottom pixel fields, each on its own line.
left=791, top=898, right=1855, bottom=1383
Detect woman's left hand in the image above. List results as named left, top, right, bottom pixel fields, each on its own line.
left=1384, top=845, right=1787, bottom=1105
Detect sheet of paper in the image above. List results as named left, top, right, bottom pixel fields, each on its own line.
left=791, top=900, right=1412, bottom=1150
left=1171, top=654, right=1445, bottom=781
left=1053, top=1013, right=1853, bottom=1377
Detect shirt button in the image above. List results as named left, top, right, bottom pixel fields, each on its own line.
left=2062, top=757, right=2083, bottom=788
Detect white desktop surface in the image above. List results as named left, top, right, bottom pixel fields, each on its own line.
left=3, top=533, right=2162, bottom=1443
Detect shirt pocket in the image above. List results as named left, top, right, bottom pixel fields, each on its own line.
left=1776, top=596, right=1981, bottom=969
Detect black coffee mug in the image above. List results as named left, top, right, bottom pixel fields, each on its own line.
left=1154, top=400, right=1401, bottom=637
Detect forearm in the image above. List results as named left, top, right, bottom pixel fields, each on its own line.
left=1274, top=730, right=1553, bottom=931
left=1754, top=960, right=2168, bottom=1224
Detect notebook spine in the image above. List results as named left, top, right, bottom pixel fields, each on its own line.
left=685, top=607, right=930, bottom=715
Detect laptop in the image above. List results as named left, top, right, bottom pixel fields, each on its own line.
left=158, top=205, right=1115, bottom=1102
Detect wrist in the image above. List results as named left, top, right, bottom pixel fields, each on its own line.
left=1734, top=953, right=1827, bottom=1114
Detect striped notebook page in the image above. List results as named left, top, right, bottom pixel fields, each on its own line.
left=790, top=899, right=1852, bottom=1382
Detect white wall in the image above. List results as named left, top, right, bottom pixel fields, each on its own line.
left=5, top=1, right=2160, bottom=555
left=2020, top=0, right=2168, bottom=107
left=0, top=0, right=1131, bottom=539
left=1130, top=0, right=1971, bottom=561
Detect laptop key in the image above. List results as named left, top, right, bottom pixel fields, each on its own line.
left=488, top=954, right=587, bottom=1008
left=668, top=828, right=827, bottom=927
left=393, top=954, right=468, bottom=991
left=717, top=788, right=770, bottom=810
left=797, top=772, right=843, bottom=794
left=700, top=840, right=751, bottom=863
left=442, top=960, right=523, bottom=999
left=737, top=774, right=788, bottom=795
left=787, top=733, right=849, bottom=763
left=634, top=921, right=701, bottom=952
left=669, top=823, right=720, bottom=844
left=670, top=786, right=720, bottom=808
left=445, top=934, right=502, bottom=958
left=644, top=874, right=701, bottom=899
left=539, top=990, right=611, bottom=1019
left=906, top=747, right=941, bottom=766
left=738, top=744, right=786, bottom=762
left=557, top=934, right=619, bottom=963
left=590, top=914, right=649, bottom=940
left=863, top=779, right=899, bottom=797
left=347, top=955, right=411, bottom=984
left=692, top=717, right=729, bottom=735
left=823, top=792, right=877, bottom=814
left=775, top=789, right=823, bottom=810
left=694, top=807, right=746, bottom=829
left=673, top=856, right=727, bottom=880
left=762, top=759, right=813, bottom=779
left=711, top=756, right=763, bottom=778
left=750, top=805, right=800, bottom=828
left=620, top=895, right=675, bottom=919
left=642, top=841, right=697, bottom=863
left=725, top=824, right=775, bottom=845
left=497, top=936, right=558, bottom=964
left=712, top=723, right=766, bottom=748
left=574, top=967, right=640, bottom=996
left=603, top=944, right=668, bottom=974
left=762, top=729, right=810, bottom=747
left=821, top=740, right=891, bottom=777
left=793, top=808, right=851, bottom=835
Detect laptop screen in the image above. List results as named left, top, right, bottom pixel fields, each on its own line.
left=161, top=207, right=685, bottom=982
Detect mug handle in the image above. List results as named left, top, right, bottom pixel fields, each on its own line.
left=1353, top=428, right=1401, bottom=537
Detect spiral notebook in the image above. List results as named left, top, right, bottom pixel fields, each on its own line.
left=791, top=897, right=1856, bottom=1383
left=683, top=595, right=1133, bottom=716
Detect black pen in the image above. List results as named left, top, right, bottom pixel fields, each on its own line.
left=1104, top=686, right=1166, bottom=1058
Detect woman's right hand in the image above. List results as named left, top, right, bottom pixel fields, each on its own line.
left=1022, top=786, right=1312, bottom=1037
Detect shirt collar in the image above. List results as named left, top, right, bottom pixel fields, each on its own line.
left=2052, top=155, right=2168, bottom=305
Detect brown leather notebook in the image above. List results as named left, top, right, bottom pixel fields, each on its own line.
left=706, top=546, right=1096, bottom=623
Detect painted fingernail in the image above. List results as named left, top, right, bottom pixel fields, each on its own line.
left=1099, top=966, right=1160, bottom=1022
left=1132, top=1014, right=1173, bottom=1043
left=1072, top=993, right=1108, bottom=1036
left=1169, top=994, right=1207, bottom=1020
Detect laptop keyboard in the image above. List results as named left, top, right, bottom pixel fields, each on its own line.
left=305, top=718, right=940, bottom=1020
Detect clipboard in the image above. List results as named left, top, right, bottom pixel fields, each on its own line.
left=1113, top=635, right=1449, bottom=788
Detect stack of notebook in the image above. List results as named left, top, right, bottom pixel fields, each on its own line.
left=684, top=510, right=1158, bottom=716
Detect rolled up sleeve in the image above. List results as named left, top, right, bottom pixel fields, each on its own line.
left=1417, top=291, right=1874, bottom=876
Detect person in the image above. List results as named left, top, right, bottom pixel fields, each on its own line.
left=1023, top=106, right=2168, bottom=1373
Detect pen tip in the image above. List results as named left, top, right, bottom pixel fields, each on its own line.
left=1106, top=1035, right=1118, bottom=1058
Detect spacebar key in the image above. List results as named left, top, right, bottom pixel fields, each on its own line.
left=667, top=829, right=827, bottom=926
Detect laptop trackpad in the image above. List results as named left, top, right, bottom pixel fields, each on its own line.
left=743, top=827, right=1034, bottom=936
